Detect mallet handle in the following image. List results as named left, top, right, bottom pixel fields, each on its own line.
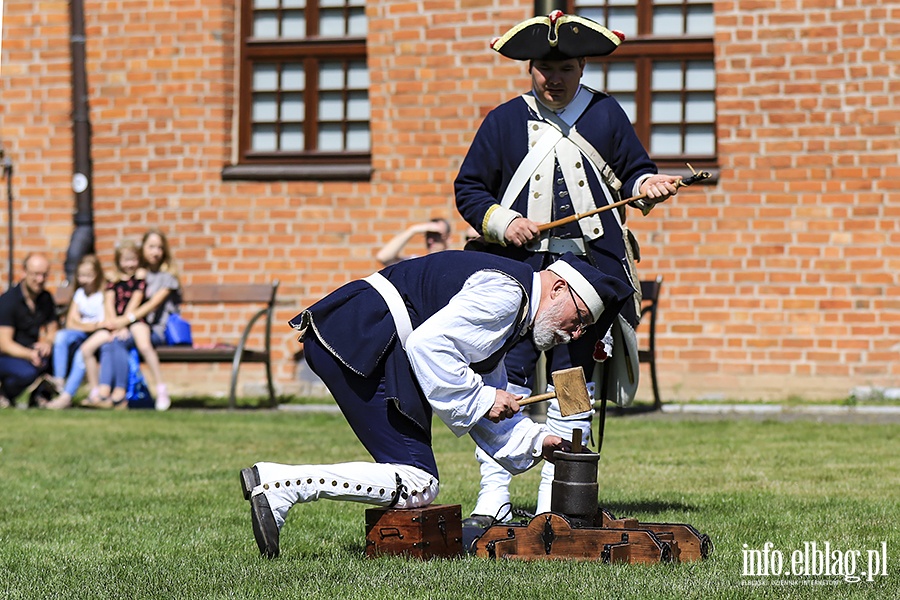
left=517, top=391, right=557, bottom=406
left=536, top=171, right=710, bottom=233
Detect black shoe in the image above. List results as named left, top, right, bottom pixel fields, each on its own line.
left=240, top=466, right=260, bottom=501
left=250, top=493, right=280, bottom=559
left=461, top=514, right=496, bottom=529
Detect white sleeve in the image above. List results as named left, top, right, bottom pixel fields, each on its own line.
left=405, top=270, right=523, bottom=437
left=469, top=413, right=550, bottom=475
left=405, top=270, right=549, bottom=474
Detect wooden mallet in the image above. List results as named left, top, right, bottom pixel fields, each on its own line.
left=517, top=367, right=592, bottom=417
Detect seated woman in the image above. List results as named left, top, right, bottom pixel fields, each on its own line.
left=80, top=239, right=147, bottom=409
left=82, top=229, right=182, bottom=410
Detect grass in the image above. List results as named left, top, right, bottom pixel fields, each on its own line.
left=1, top=408, right=897, bottom=599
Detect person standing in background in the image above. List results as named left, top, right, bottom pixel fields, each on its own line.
left=454, top=12, right=681, bottom=526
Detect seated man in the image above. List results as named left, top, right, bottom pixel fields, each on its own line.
left=239, top=250, right=632, bottom=558
left=0, top=253, right=59, bottom=408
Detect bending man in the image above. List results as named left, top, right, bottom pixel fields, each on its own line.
left=239, top=250, right=631, bottom=558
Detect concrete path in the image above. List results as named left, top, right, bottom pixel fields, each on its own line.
left=279, top=401, right=900, bottom=424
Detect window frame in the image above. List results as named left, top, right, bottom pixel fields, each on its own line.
left=224, top=1, right=372, bottom=181
left=573, top=0, right=718, bottom=178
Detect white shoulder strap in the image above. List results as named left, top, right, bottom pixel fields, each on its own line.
left=522, top=91, right=623, bottom=192
left=500, top=122, right=561, bottom=209
left=364, top=272, right=413, bottom=349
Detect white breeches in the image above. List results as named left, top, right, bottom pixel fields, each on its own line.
left=251, top=461, right=440, bottom=528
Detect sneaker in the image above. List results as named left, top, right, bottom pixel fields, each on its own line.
left=155, top=385, right=171, bottom=411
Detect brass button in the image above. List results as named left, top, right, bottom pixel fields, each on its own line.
left=593, top=228, right=600, bottom=234
left=533, top=192, right=540, bottom=198
left=579, top=180, right=585, bottom=187
left=535, top=174, right=541, bottom=181
left=532, top=124, right=539, bottom=130
left=575, top=161, right=582, bottom=169
left=263, top=483, right=269, bottom=490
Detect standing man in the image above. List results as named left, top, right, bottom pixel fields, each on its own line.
left=0, top=253, right=59, bottom=408
left=455, top=11, right=681, bottom=525
left=240, top=250, right=633, bottom=558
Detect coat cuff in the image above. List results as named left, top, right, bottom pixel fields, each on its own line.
left=483, top=205, right=522, bottom=245
left=630, top=173, right=657, bottom=216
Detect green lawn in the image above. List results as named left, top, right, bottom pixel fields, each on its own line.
left=0, top=409, right=896, bottom=599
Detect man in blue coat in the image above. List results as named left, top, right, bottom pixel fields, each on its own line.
left=455, top=11, right=682, bottom=525
left=239, top=251, right=632, bottom=558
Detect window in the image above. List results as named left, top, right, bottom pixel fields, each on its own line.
left=225, top=0, right=371, bottom=181
left=575, top=0, right=717, bottom=174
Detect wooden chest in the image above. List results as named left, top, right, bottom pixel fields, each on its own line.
left=364, top=504, right=463, bottom=560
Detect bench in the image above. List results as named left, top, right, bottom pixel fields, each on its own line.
left=157, top=281, right=280, bottom=409
left=54, top=280, right=280, bottom=409
left=638, top=276, right=663, bottom=410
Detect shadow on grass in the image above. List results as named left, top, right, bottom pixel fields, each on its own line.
left=602, top=499, right=698, bottom=516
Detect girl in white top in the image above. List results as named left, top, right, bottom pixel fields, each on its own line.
left=47, top=255, right=107, bottom=409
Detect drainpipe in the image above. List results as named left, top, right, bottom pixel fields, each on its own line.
left=534, top=0, right=566, bottom=15
left=65, top=0, right=95, bottom=284
left=2, top=148, right=12, bottom=289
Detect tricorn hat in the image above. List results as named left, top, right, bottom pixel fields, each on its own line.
left=490, top=10, right=624, bottom=61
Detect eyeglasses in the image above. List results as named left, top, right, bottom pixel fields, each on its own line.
left=566, top=283, right=590, bottom=336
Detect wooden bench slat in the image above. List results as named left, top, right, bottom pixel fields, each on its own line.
left=181, top=284, right=275, bottom=304
left=157, top=346, right=269, bottom=363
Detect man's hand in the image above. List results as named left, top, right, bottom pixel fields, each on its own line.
left=504, top=217, right=540, bottom=247
left=486, top=389, right=522, bottom=423
left=639, top=174, right=681, bottom=201
left=540, top=435, right=572, bottom=463
left=33, top=341, right=52, bottom=359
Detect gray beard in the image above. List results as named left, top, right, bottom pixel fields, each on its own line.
left=532, top=299, right=571, bottom=352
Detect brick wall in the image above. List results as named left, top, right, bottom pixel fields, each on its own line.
left=1, top=0, right=897, bottom=401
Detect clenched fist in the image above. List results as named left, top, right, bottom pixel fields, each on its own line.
left=485, top=389, right=522, bottom=423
